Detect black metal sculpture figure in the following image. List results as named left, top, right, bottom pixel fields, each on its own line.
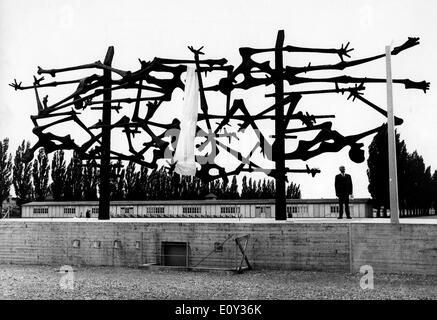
left=10, top=30, right=429, bottom=220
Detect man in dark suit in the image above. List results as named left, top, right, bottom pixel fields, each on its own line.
left=335, top=166, right=353, bottom=219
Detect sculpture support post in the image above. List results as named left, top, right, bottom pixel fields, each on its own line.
left=98, top=46, right=114, bottom=220
left=274, top=30, right=286, bottom=220
left=385, top=45, right=400, bottom=223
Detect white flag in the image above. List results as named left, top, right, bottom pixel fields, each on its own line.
left=173, top=66, right=199, bottom=176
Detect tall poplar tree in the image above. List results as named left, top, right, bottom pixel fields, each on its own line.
left=50, top=150, right=66, bottom=201
left=13, top=140, right=34, bottom=205
left=32, top=148, right=50, bottom=201
left=0, top=138, right=13, bottom=213
left=229, top=176, right=239, bottom=199
left=83, top=160, right=98, bottom=200
left=124, top=161, right=137, bottom=200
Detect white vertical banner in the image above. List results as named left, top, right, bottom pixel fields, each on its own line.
left=385, top=45, right=400, bottom=223
left=173, top=66, right=199, bottom=176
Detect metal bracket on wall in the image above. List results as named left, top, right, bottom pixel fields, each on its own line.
left=235, top=234, right=252, bottom=273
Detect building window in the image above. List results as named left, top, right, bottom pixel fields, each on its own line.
left=287, top=205, right=308, bottom=215
left=146, top=207, right=165, bottom=214
left=330, top=206, right=339, bottom=213
left=287, top=205, right=309, bottom=214
left=64, top=207, right=76, bottom=215
left=91, top=207, right=99, bottom=214
left=182, top=207, right=201, bottom=214
left=286, top=206, right=292, bottom=217
left=121, top=207, right=134, bottom=215
left=220, top=206, right=241, bottom=214
left=33, top=207, right=49, bottom=215
left=330, top=205, right=352, bottom=214
left=255, top=206, right=271, bottom=215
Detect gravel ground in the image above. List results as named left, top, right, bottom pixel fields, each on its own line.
left=0, top=264, right=436, bottom=300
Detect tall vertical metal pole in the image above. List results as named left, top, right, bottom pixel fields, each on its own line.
left=98, top=46, right=114, bottom=220
left=274, top=30, right=286, bottom=220
left=385, top=46, right=400, bottom=223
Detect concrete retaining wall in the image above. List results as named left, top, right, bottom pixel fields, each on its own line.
left=350, top=223, right=437, bottom=274
left=0, top=220, right=435, bottom=275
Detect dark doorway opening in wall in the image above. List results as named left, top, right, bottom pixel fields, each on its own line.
left=161, top=242, right=188, bottom=267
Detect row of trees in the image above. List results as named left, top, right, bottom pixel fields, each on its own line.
left=367, top=127, right=437, bottom=216
left=0, top=138, right=302, bottom=209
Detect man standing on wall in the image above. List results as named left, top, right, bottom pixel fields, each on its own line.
left=335, top=166, right=353, bottom=219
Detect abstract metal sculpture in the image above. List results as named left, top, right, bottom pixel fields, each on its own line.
left=10, top=30, right=429, bottom=220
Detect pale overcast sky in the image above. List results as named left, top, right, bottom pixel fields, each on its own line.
left=1, top=0, right=436, bottom=198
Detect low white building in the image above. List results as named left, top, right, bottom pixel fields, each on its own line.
left=21, top=198, right=373, bottom=219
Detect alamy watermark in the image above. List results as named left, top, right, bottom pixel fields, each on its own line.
left=359, top=264, right=374, bottom=290
left=59, top=265, right=75, bottom=291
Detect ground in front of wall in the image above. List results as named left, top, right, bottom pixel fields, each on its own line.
left=0, top=264, right=435, bottom=300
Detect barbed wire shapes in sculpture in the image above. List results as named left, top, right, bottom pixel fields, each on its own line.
left=10, top=35, right=430, bottom=185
